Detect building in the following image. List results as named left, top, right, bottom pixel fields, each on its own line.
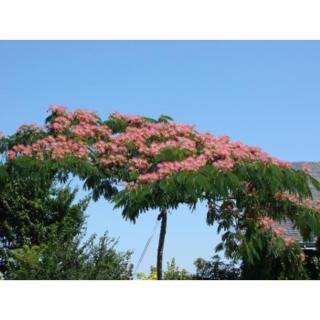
left=279, top=162, right=320, bottom=251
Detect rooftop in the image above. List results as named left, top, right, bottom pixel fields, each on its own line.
left=277, top=162, right=320, bottom=247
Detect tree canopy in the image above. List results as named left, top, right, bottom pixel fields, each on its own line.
left=2, top=105, right=320, bottom=279
left=0, top=159, right=133, bottom=280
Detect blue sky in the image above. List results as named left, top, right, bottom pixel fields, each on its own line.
left=1, top=41, right=320, bottom=274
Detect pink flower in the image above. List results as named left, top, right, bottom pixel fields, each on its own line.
left=284, top=238, right=296, bottom=247
left=129, top=157, right=150, bottom=171
left=272, top=227, right=287, bottom=237
left=73, top=109, right=98, bottom=124
left=138, top=172, right=160, bottom=183
left=7, top=150, right=16, bottom=160
left=274, top=192, right=300, bottom=204
left=22, top=146, right=32, bottom=156
left=212, top=158, right=234, bottom=171
left=257, top=216, right=274, bottom=229
left=10, top=107, right=304, bottom=197
left=16, top=124, right=41, bottom=134
left=48, top=105, right=67, bottom=115
left=301, top=163, right=312, bottom=173
left=111, top=112, right=146, bottom=126
left=271, top=158, right=292, bottom=169
left=93, top=141, right=109, bottom=154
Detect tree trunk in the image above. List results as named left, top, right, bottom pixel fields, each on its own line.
left=157, top=209, right=167, bottom=280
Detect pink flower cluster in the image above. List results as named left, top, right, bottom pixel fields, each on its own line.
left=71, top=122, right=111, bottom=139
left=93, top=140, right=110, bottom=154
left=148, top=137, right=197, bottom=156
left=47, top=107, right=112, bottom=139
left=257, top=216, right=274, bottom=229
left=6, top=107, right=297, bottom=189
left=274, top=192, right=320, bottom=214
left=138, top=172, right=160, bottom=183
left=99, top=154, right=127, bottom=167
left=257, top=216, right=295, bottom=244
left=49, top=116, right=71, bottom=132
left=212, top=158, right=234, bottom=171
left=70, top=109, right=111, bottom=139
left=138, top=155, right=208, bottom=182
left=8, top=135, right=89, bottom=160
left=111, top=119, right=292, bottom=184
left=129, top=157, right=150, bottom=172
left=272, top=226, right=288, bottom=237
left=73, top=109, right=99, bottom=124
left=48, top=105, right=67, bottom=115
left=7, top=144, right=32, bottom=160
left=283, top=238, right=296, bottom=247
left=110, top=112, right=146, bottom=126
left=16, top=124, right=42, bottom=134
left=274, top=192, right=300, bottom=204
left=301, top=163, right=312, bottom=173
left=6, top=107, right=117, bottom=161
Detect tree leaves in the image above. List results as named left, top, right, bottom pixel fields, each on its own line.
left=2, top=108, right=320, bottom=280
left=158, top=115, right=174, bottom=123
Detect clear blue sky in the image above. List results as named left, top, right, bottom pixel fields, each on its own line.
left=1, top=41, right=320, bottom=274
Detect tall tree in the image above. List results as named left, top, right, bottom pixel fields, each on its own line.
left=0, top=132, right=132, bottom=280
left=0, top=165, right=87, bottom=278
left=4, top=106, right=320, bottom=280
left=0, top=162, right=133, bottom=280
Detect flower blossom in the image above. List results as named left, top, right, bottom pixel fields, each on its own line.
left=274, top=192, right=320, bottom=214
left=283, top=238, right=296, bottom=247
left=48, top=105, right=67, bottom=115
left=111, top=112, right=146, bottom=126
left=257, top=216, right=274, bottom=229
left=129, top=157, right=150, bottom=172
left=49, top=116, right=71, bottom=132
left=272, top=227, right=288, bottom=237
left=16, top=124, right=42, bottom=134
left=7, top=106, right=306, bottom=191
left=301, top=163, right=312, bottom=173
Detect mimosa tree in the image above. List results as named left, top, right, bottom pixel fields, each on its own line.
left=2, top=105, right=320, bottom=279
